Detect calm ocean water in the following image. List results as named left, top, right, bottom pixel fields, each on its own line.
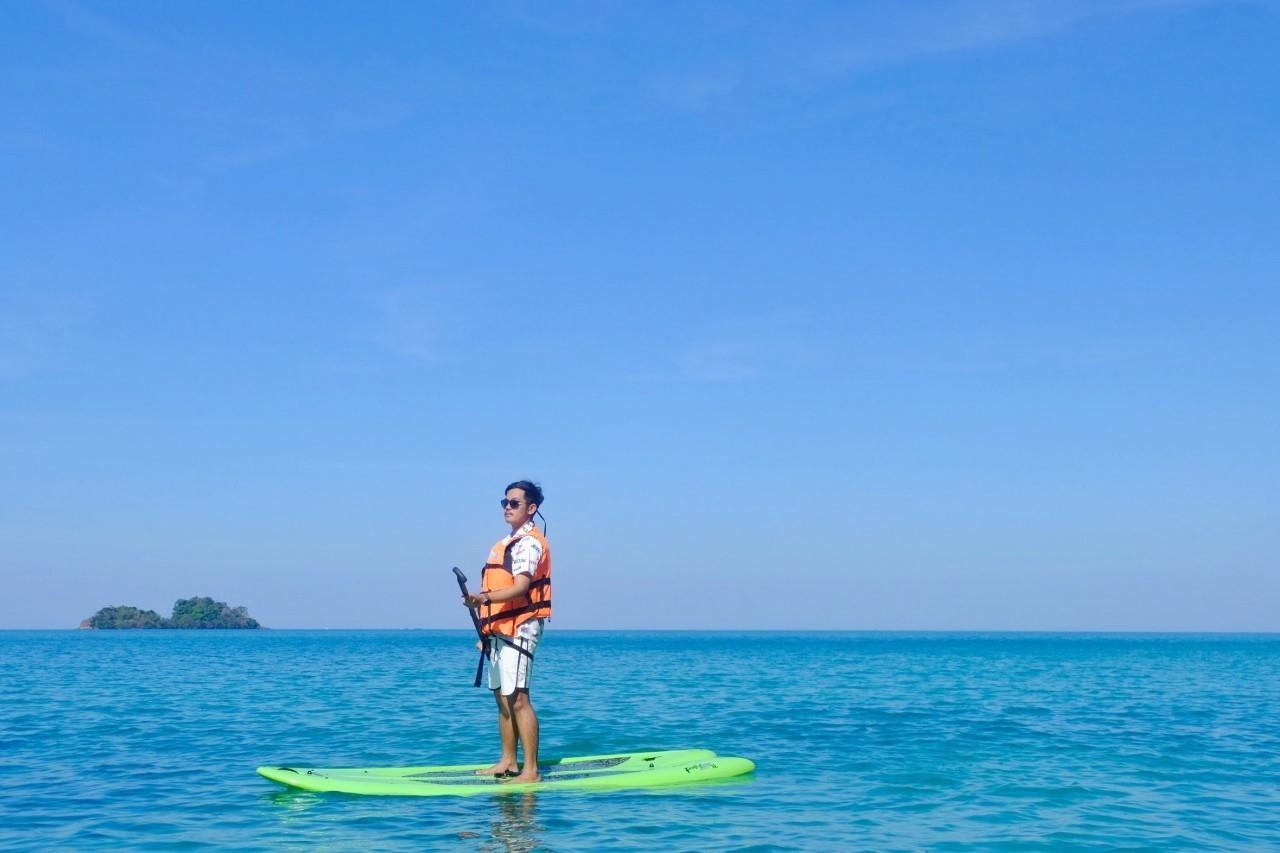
left=1, top=631, right=1278, bottom=850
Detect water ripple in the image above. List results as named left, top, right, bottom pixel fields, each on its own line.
left=1, top=631, right=1278, bottom=850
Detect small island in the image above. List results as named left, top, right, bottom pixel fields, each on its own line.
left=80, top=596, right=261, bottom=629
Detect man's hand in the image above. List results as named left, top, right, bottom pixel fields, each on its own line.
left=462, top=593, right=486, bottom=609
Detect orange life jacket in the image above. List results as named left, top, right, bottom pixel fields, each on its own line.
left=478, top=525, right=551, bottom=637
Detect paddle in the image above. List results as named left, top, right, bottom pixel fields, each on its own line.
left=453, top=567, right=487, bottom=687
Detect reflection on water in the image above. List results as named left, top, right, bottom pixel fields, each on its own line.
left=261, top=785, right=543, bottom=850
left=483, top=793, right=543, bottom=853
left=259, top=774, right=545, bottom=851
left=262, top=788, right=325, bottom=820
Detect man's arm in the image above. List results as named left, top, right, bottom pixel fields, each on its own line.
left=463, top=574, right=531, bottom=608
left=461, top=535, right=541, bottom=608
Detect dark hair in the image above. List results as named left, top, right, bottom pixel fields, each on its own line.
left=505, top=480, right=544, bottom=509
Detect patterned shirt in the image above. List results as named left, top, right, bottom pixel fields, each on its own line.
left=502, top=520, right=546, bottom=638
left=504, top=520, right=544, bottom=578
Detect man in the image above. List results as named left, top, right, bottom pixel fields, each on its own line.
left=461, top=480, right=552, bottom=783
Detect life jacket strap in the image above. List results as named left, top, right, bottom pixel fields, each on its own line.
left=482, top=576, right=548, bottom=592
left=478, top=600, right=552, bottom=626
left=472, top=634, right=536, bottom=688
left=473, top=638, right=487, bottom=687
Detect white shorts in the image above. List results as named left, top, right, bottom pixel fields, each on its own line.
left=487, top=619, right=543, bottom=695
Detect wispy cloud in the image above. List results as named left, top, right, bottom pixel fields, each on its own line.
left=811, top=0, right=1218, bottom=76
left=679, top=310, right=821, bottom=382
left=493, top=0, right=647, bottom=36
left=368, top=286, right=450, bottom=363
left=178, top=99, right=416, bottom=179
left=44, top=0, right=414, bottom=182
left=613, top=0, right=1227, bottom=112
left=891, top=335, right=1192, bottom=375
left=653, top=67, right=742, bottom=111
left=203, top=116, right=313, bottom=173
left=332, top=101, right=416, bottom=134
left=44, top=0, right=177, bottom=60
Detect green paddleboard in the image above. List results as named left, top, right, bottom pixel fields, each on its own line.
left=257, top=748, right=754, bottom=796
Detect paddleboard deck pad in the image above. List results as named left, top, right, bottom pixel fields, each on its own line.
left=257, top=748, right=754, bottom=796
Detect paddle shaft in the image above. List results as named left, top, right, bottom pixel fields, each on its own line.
left=454, top=567, right=489, bottom=687
left=453, top=567, right=484, bottom=640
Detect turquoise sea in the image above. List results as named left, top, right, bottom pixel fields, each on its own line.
left=2, top=631, right=1278, bottom=850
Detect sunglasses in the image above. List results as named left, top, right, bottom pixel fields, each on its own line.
left=500, top=499, right=524, bottom=509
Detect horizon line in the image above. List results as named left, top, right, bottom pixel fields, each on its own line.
left=5, top=627, right=1279, bottom=635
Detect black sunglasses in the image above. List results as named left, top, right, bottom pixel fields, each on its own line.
left=500, top=499, right=524, bottom=509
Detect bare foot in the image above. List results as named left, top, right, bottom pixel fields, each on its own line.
left=500, top=769, right=540, bottom=784
left=476, top=761, right=516, bottom=777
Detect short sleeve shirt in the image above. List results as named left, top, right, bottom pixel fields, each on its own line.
left=505, top=520, right=544, bottom=577
left=503, top=520, right=546, bottom=638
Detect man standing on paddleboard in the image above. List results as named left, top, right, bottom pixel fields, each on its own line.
left=460, top=480, right=552, bottom=783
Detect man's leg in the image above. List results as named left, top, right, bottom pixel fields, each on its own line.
left=478, top=689, right=519, bottom=776
left=505, top=689, right=540, bottom=783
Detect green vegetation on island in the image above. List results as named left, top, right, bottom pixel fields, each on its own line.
left=82, top=597, right=261, bottom=629
left=83, top=605, right=166, bottom=629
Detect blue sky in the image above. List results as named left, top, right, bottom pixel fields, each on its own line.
left=2, top=0, right=1277, bottom=630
